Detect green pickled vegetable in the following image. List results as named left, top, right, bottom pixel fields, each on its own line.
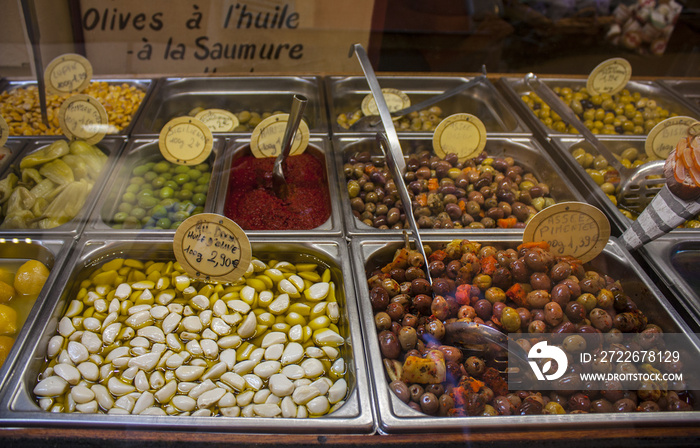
left=61, top=154, right=89, bottom=180
left=0, top=139, right=107, bottom=229
left=29, top=179, right=56, bottom=199
left=19, top=140, right=69, bottom=169
left=70, top=140, right=108, bottom=173
left=21, top=168, right=42, bottom=185
left=39, top=159, right=74, bottom=185
left=0, top=173, right=18, bottom=204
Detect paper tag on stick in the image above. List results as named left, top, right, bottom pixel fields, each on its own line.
left=173, top=213, right=252, bottom=283
left=250, top=113, right=309, bottom=158
left=194, top=109, right=239, bottom=133
left=586, top=58, right=631, bottom=96
left=523, top=202, right=610, bottom=263
left=361, top=88, right=410, bottom=116
left=45, top=54, right=93, bottom=95
left=433, top=113, right=486, bottom=163
left=159, top=117, right=214, bottom=166
left=58, top=94, right=109, bottom=144
left=646, top=116, right=698, bottom=160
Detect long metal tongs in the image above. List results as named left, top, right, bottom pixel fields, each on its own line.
left=20, top=0, right=49, bottom=126
left=350, top=66, right=488, bottom=131
left=350, top=44, right=429, bottom=279
left=524, top=73, right=663, bottom=213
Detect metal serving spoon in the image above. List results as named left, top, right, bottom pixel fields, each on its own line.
left=349, top=67, right=488, bottom=131
left=272, top=94, right=307, bottom=199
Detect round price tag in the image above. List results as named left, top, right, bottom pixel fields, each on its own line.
left=250, top=113, right=309, bottom=158
left=44, top=54, right=93, bottom=95
left=194, top=109, right=239, bottom=133
left=361, top=88, right=410, bottom=116
left=646, top=116, right=698, bottom=160
left=586, top=58, right=631, bottom=96
left=0, top=115, right=8, bottom=147
left=159, top=117, right=214, bottom=166
left=58, top=94, right=109, bottom=144
left=173, top=213, right=252, bottom=283
left=523, top=202, right=610, bottom=263
left=432, top=113, right=487, bottom=163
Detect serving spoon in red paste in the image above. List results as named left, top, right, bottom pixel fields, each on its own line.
left=272, top=94, right=308, bottom=199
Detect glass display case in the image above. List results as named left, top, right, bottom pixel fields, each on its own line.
left=1, top=1, right=700, bottom=447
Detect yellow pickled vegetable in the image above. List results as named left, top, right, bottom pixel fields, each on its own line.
left=19, top=140, right=69, bottom=169
left=0, top=304, right=18, bottom=335
left=0, top=335, right=14, bottom=367
left=0, top=280, right=14, bottom=303
left=14, top=260, right=50, bottom=295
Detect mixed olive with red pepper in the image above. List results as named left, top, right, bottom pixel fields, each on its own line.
left=345, top=149, right=556, bottom=230
left=367, top=239, right=693, bottom=416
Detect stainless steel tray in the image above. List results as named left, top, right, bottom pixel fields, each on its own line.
left=499, top=76, right=700, bottom=139
left=86, top=138, right=223, bottom=235
left=0, top=137, right=126, bottom=237
left=1, top=78, right=153, bottom=137
left=639, top=236, right=700, bottom=326
left=131, top=77, right=328, bottom=135
left=213, top=136, right=343, bottom=237
left=0, top=236, right=73, bottom=394
left=657, top=80, right=700, bottom=115
left=0, top=237, right=374, bottom=434
left=326, top=76, right=530, bottom=135
left=350, top=235, right=700, bottom=433
left=335, top=135, right=585, bottom=236
left=550, top=136, right=700, bottom=235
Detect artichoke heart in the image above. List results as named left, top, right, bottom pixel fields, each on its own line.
left=0, top=173, right=18, bottom=204
left=39, top=159, right=74, bottom=185
left=19, top=140, right=70, bottom=170
left=70, top=140, right=108, bottom=174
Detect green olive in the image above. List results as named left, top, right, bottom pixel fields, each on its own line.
left=130, top=207, right=147, bottom=219
left=501, top=307, right=522, bottom=333
left=192, top=193, right=207, bottom=206
left=153, top=161, right=170, bottom=174
left=112, top=211, right=128, bottom=223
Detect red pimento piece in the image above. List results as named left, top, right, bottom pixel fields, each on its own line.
left=455, top=284, right=472, bottom=305
left=517, top=241, right=550, bottom=252
left=482, top=367, right=508, bottom=397
left=506, top=283, right=528, bottom=308
left=428, top=249, right=448, bottom=263
left=480, top=255, right=498, bottom=276
left=497, top=216, right=517, bottom=229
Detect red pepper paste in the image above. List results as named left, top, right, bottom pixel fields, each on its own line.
left=224, top=152, right=331, bottom=230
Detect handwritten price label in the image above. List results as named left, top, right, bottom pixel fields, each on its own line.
left=250, top=113, right=309, bottom=158
left=361, top=88, right=410, bottom=116
left=195, top=109, right=239, bottom=133
left=58, top=95, right=109, bottom=144
left=45, top=54, right=93, bottom=95
left=645, top=116, right=698, bottom=160
left=586, top=58, right=631, bottom=96
left=0, top=115, right=8, bottom=147
left=432, top=113, right=486, bottom=163
left=173, top=213, right=251, bottom=283
left=523, top=202, right=610, bottom=263
left=159, top=117, right=213, bottom=166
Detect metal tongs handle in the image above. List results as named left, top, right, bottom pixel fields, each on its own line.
left=524, top=73, right=628, bottom=174
left=350, top=43, right=406, bottom=174
left=376, top=134, right=432, bottom=286
left=20, top=0, right=49, bottom=127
